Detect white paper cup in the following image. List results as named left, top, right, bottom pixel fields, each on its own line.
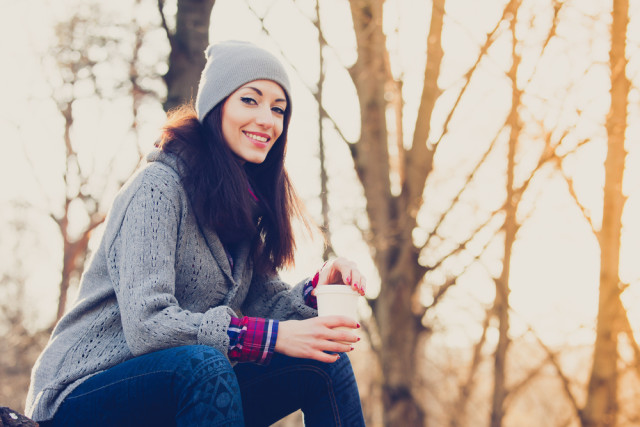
left=315, top=285, right=360, bottom=344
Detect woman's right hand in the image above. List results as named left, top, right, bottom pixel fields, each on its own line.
left=275, top=316, right=360, bottom=363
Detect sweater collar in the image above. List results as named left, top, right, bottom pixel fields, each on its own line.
left=146, top=148, right=188, bottom=178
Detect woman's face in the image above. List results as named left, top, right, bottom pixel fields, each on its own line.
left=221, top=79, right=287, bottom=164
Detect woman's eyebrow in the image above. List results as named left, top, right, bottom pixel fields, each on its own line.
left=245, top=86, right=287, bottom=104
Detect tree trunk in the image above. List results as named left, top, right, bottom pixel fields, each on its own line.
left=51, top=9, right=145, bottom=320
left=490, top=7, right=521, bottom=426
left=347, top=0, right=446, bottom=425
left=163, top=0, right=216, bottom=111
left=348, top=1, right=420, bottom=425
left=56, top=231, right=97, bottom=321
left=313, top=0, right=334, bottom=261
left=582, top=0, right=629, bottom=426
left=376, top=271, right=425, bottom=427
left=57, top=237, right=72, bottom=321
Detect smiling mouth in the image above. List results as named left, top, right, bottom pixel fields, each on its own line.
left=244, top=131, right=270, bottom=145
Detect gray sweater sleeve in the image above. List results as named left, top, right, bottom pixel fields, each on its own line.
left=241, top=274, right=318, bottom=321
left=107, top=178, right=234, bottom=357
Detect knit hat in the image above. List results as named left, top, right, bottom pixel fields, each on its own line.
left=195, top=40, right=292, bottom=123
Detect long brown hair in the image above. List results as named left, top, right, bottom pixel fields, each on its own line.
left=156, top=102, right=311, bottom=274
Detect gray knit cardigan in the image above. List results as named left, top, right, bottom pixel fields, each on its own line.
left=25, top=150, right=317, bottom=422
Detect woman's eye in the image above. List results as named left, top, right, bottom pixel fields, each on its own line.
left=240, top=97, right=257, bottom=105
left=272, top=106, right=285, bottom=115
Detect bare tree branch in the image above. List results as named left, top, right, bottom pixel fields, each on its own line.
left=425, top=199, right=504, bottom=270
left=553, top=145, right=598, bottom=236
left=403, top=0, right=445, bottom=216
left=15, top=122, right=56, bottom=211
left=157, top=0, right=173, bottom=46
left=422, top=121, right=507, bottom=250
left=432, top=0, right=519, bottom=148
left=425, top=224, right=500, bottom=312
left=312, top=0, right=335, bottom=260
left=531, top=330, right=583, bottom=423
left=244, top=1, right=355, bottom=150
left=616, top=289, right=640, bottom=380
left=521, top=0, right=565, bottom=87
left=449, top=308, right=491, bottom=427
left=425, top=109, right=590, bottom=284
left=504, top=357, right=548, bottom=406
left=423, top=0, right=568, bottom=257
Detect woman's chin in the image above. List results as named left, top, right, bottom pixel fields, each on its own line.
left=244, top=155, right=268, bottom=165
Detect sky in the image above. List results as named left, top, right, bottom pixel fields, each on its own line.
left=1, top=0, right=639, bottom=352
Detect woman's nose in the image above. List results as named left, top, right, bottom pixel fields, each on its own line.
left=255, top=106, right=275, bottom=128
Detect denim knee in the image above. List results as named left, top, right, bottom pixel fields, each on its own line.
left=169, top=345, right=234, bottom=382
left=169, top=346, right=244, bottom=426
left=293, top=352, right=356, bottom=398
left=324, top=352, right=355, bottom=381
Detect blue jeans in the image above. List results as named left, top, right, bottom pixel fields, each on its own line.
left=42, top=345, right=365, bottom=427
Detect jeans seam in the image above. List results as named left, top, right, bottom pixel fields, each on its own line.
left=66, top=370, right=185, bottom=400
left=239, top=365, right=341, bottom=427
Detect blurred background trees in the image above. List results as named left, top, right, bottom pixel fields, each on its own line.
left=160, top=0, right=216, bottom=110
left=1, top=0, right=639, bottom=426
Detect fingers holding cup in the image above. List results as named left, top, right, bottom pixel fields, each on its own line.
left=318, top=257, right=366, bottom=296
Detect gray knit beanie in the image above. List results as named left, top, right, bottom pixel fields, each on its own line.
left=195, top=40, right=292, bottom=123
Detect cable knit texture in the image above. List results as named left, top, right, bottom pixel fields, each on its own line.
left=25, top=150, right=317, bottom=422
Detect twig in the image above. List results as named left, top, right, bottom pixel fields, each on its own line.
left=449, top=307, right=491, bottom=427
left=157, top=0, right=174, bottom=48
left=244, top=1, right=355, bottom=148
left=529, top=327, right=582, bottom=422
left=432, top=0, right=519, bottom=147
left=422, top=121, right=507, bottom=250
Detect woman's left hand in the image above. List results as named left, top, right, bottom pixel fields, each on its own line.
left=313, top=257, right=366, bottom=296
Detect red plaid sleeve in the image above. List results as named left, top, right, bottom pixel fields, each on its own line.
left=303, top=271, right=319, bottom=309
left=227, top=316, right=278, bottom=364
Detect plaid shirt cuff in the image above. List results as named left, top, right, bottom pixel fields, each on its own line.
left=303, top=271, right=319, bottom=309
left=228, top=316, right=278, bottom=365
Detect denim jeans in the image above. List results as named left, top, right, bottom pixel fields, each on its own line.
left=41, top=345, right=365, bottom=427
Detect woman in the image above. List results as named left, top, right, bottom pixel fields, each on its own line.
left=26, top=40, right=367, bottom=426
